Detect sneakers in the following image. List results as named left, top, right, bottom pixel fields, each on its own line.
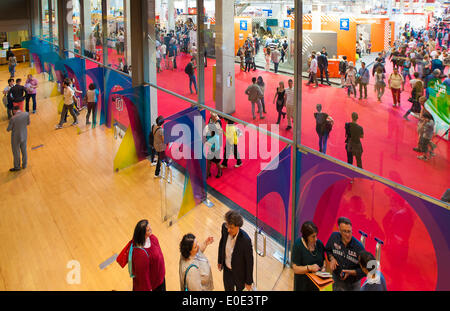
left=154, top=174, right=162, bottom=179
left=235, top=163, right=242, bottom=168
left=55, top=125, right=63, bottom=129
left=403, top=115, right=409, bottom=121
left=72, top=121, right=78, bottom=126
left=260, top=116, right=265, bottom=120
left=151, top=161, right=157, bottom=167
left=286, top=126, right=292, bottom=130
left=32, top=110, right=36, bottom=114
left=9, top=168, right=21, bottom=172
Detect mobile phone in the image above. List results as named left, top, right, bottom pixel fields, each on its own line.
left=340, top=271, right=345, bottom=278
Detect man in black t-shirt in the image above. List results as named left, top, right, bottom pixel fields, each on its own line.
left=345, top=112, right=364, bottom=169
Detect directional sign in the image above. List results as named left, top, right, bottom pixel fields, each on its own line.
left=283, top=20, right=290, bottom=29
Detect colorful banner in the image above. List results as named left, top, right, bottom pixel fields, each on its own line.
left=295, top=148, right=450, bottom=290
left=164, top=107, right=207, bottom=206
left=257, top=145, right=292, bottom=263
left=104, top=68, right=132, bottom=127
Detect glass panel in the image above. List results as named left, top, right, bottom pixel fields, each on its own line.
left=255, top=145, right=291, bottom=290
left=152, top=0, right=198, bottom=99
left=106, top=0, right=130, bottom=72
left=72, top=0, right=81, bottom=53
left=83, top=0, right=103, bottom=63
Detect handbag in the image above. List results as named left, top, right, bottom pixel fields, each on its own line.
left=116, top=240, right=133, bottom=268
left=184, top=264, right=199, bottom=291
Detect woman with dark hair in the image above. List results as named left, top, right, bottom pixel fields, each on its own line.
left=85, top=83, right=99, bottom=125
left=179, top=233, right=214, bottom=291
left=130, top=219, right=166, bottom=291
left=291, top=221, right=326, bottom=291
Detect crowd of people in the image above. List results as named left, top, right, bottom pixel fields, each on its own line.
left=119, top=213, right=386, bottom=291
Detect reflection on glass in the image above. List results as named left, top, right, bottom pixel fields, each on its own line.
left=72, top=0, right=81, bottom=53
left=84, top=0, right=103, bottom=62
left=154, top=0, right=198, bottom=99
left=51, top=0, right=58, bottom=43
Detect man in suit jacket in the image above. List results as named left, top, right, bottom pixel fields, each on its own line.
left=218, top=210, right=254, bottom=291
left=7, top=105, right=30, bottom=171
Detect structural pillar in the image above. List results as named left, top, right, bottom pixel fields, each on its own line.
left=101, top=0, right=109, bottom=66
left=48, top=0, right=54, bottom=43
left=214, top=0, right=235, bottom=114
left=124, top=0, right=132, bottom=65
left=196, top=0, right=205, bottom=105
left=290, top=0, right=303, bottom=263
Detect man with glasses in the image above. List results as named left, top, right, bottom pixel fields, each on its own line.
left=325, top=217, right=365, bottom=291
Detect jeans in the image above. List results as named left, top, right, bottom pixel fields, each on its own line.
left=273, top=62, right=279, bottom=73
left=251, top=101, right=263, bottom=118
left=375, top=85, right=385, bottom=100
left=25, top=94, right=37, bottom=112
left=260, top=97, right=266, bottom=113
left=347, top=84, right=357, bottom=97
left=318, top=132, right=329, bottom=154
left=391, top=88, right=401, bottom=106
left=347, top=143, right=363, bottom=168
left=9, top=65, right=15, bottom=77
left=319, top=67, right=329, bottom=84
left=155, top=151, right=166, bottom=176
left=189, top=74, right=198, bottom=94
left=359, top=83, right=367, bottom=98
left=12, top=139, right=27, bottom=169
left=86, top=102, right=97, bottom=124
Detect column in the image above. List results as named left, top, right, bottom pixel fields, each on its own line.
left=57, top=0, right=68, bottom=57
left=49, top=0, right=54, bottom=43
left=101, top=0, right=109, bottom=66
left=29, top=0, right=40, bottom=39
left=196, top=0, right=205, bottom=105
left=214, top=0, right=235, bottom=113
left=311, top=1, right=321, bottom=32
left=146, top=0, right=159, bottom=124
left=290, top=0, right=303, bottom=263
left=124, top=0, right=132, bottom=65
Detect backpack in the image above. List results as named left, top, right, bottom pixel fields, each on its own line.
left=325, top=117, right=334, bottom=133
left=339, top=60, right=347, bottom=73
left=184, top=63, right=190, bottom=75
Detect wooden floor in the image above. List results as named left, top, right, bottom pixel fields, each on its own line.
left=0, top=63, right=294, bottom=291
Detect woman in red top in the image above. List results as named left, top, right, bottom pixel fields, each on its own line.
left=131, top=220, right=166, bottom=291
